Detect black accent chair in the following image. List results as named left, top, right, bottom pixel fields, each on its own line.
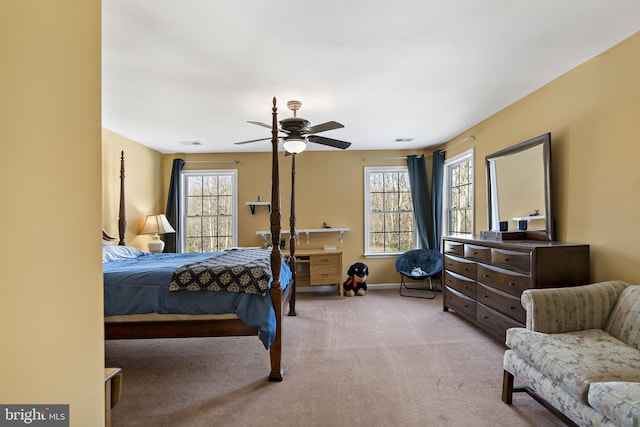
left=395, top=249, right=442, bottom=299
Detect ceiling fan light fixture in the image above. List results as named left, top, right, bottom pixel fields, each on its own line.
left=283, top=137, right=307, bottom=154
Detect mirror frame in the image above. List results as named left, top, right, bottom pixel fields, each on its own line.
left=485, top=133, right=553, bottom=241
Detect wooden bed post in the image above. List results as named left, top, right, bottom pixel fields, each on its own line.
left=118, top=151, right=126, bottom=246
left=288, top=153, right=297, bottom=316
left=268, top=97, right=284, bottom=382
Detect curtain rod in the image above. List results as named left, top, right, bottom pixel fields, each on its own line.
left=361, top=155, right=425, bottom=161
left=361, top=134, right=475, bottom=161
left=184, top=159, right=243, bottom=164
left=440, top=135, right=475, bottom=153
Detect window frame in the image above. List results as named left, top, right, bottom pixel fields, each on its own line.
left=364, top=165, right=417, bottom=257
left=179, top=169, right=238, bottom=253
left=442, top=148, right=474, bottom=236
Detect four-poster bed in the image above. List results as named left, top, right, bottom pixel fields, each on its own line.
left=103, top=98, right=296, bottom=381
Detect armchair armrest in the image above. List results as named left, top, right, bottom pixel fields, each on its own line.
left=521, top=280, right=629, bottom=334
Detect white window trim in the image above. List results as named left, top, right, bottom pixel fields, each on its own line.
left=179, top=169, right=238, bottom=252
left=363, top=165, right=416, bottom=258
left=442, top=148, right=474, bottom=237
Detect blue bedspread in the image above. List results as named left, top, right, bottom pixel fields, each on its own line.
left=103, top=251, right=292, bottom=349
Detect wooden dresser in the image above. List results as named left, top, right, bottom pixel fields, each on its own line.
left=442, top=235, right=590, bottom=343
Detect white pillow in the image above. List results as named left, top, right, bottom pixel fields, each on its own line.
left=102, top=245, right=145, bottom=263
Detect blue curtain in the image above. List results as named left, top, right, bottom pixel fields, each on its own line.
left=163, top=158, right=185, bottom=253
left=431, top=150, right=445, bottom=252
left=407, top=155, right=434, bottom=249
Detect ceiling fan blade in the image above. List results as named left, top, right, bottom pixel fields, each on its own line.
left=307, top=121, right=344, bottom=134
left=233, top=137, right=272, bottom=145
left=308, top=135, right=352, bottom=149
left=247, top=120, right=272, bottom=129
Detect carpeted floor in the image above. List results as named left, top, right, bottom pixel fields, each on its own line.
left=105, top=288, right=564, bottom=426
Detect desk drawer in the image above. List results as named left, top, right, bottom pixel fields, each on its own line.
left=310, top=254, right=341, bottom=266
left=310, top=264, right=341, bottom=285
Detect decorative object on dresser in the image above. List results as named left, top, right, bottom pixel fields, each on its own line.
left=140, top=213, right=175, bottom=253
left=442, top=236, right=590, bottom=343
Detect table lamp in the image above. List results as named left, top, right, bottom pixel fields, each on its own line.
left=140, top=214, right=175, bottom=253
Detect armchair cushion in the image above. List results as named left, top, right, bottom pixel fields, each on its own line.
left=588, top=382, right=640, bottom=427
left=505, top=328, right=640, bottom=403
left=520, top=280, right=629, bottom=334
left=605, top=286, right=640, bottom=350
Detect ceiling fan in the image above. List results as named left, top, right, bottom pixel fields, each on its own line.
left=234, top=100, right=352, bottom=153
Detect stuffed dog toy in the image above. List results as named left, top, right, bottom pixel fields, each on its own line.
left=343, top=262, right=369, bottom=297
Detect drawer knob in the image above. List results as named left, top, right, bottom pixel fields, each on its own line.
left=509, top=306, right=516, bottom=310
left=473, top=251, right=478, bottom=255
left=504, top=257, right=510, bottom=261
left=483, top=316, right=489, bottom=319
left=509, top=282, right=516, bottom=287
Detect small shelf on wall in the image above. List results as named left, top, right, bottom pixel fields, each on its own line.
left=256, top=227, right=350, bottom=245
left=245, top=201, right=271, bottom=214
left=512, top=215, right=545, bottom=222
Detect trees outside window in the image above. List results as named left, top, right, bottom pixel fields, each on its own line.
left=181, top=170, right=237, bottom=252
left=364, top=166, right=415, bottom=255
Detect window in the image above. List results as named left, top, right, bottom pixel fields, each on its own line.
left=443, top=149, right=474, bottom=235
left=364, top=166, right=415, bottom=256
left=181, top=170, right=238, bottom=252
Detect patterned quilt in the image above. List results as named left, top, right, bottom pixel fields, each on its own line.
left=169, top=249, right=272, bottom=296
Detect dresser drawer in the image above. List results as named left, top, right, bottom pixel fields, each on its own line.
left=443, top=240, right=464, bottom=257
left=476, top=283, right=526, bottom=323
left=443, top=271, right=476, bottom=299
left=445, top=287, right=476, bottom=320
left=477, top=264, right=531, bottom=297
left=476, top=303, right=524, bottom=342
left=491, top=248, right=531, bottom=273
left=464, top=244, right=491, bottom=264
left=443, top=255, right=476, bottom=280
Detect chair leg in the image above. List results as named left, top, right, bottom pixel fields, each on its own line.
left=502, top=370, right=514, bottom=404
left=399, top=276, right=437, bottom=299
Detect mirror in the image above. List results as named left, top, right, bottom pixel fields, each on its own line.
left=485, top=133, right=553, bottom=241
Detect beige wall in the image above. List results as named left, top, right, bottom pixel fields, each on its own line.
left=103, top=31, right=640, bottom=286
left=0, top=1, right=104, bottom=424
left=443, top=31, right=640, bottom=283
left=102, top=129, right=164, bottom=250
left=158, top=149, right=427, bottom=284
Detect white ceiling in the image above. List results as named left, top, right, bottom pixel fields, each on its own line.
left=102, top=1, right=640, bottom=154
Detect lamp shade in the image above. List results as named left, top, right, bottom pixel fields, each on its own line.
left=283, top=136, right=307, bottom=154
left=141, top=214, right=175, bottom=235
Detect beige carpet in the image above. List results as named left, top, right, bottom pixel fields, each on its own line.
left=105, top=288, right=564, bottom=426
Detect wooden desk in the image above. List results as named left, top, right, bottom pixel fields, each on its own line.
left=293, top=250, right=344, bottom=298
